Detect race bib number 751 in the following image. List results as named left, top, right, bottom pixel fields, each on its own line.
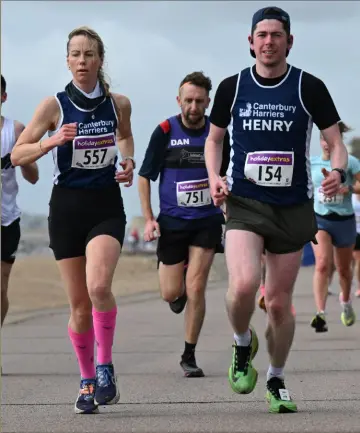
left=71, top=133, right=117, bottom=169
left=244, top=151, right=294, bottom=187
left=176, top=178, right=211, bottom=207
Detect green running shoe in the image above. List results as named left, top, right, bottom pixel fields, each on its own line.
left=266, top=377, right=297, bottom=413
left=228, top=326, right=259, bottom=394
left=341, top=303, right=356, bottom=327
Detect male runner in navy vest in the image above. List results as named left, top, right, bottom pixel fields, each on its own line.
left=205, top=7, right=348, bottom=413
left=138, top=72, right=230, bottom=377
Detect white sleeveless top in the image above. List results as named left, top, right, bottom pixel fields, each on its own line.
left=1, top=117, right=21, bottom=226
left=352, top=194, right=360, bottom=234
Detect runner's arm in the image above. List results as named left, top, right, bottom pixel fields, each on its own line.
left=112, top=94, right=135, bottom=165
left=11, top=97, right=60, bottom=167
left=138, top=123, right=169, bottom=221
left=205, top=76, right=236, bottom=178
left=14, top=121, right=39, bottom=184
left=322, top=124, right=348, bottom=172
left=138, top=177, right=154, bottom=221
left=219, top=129, right=231, bottom=177
left=301, top=72, right=347, bottom=171
left=205, top=125, right=227, bottom=178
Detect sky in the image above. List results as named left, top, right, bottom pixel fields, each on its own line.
left=2, top=1, right=360, bottom=221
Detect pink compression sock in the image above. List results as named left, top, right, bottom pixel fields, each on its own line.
left=68, top=326, right=95, bottom=379
left=92, top=306, right=117, bottom=365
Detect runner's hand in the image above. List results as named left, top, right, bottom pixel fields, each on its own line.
left=321, top=168, right=341, bottom=197
left=144, top=219, right=161, bottom=242
left=115, top=159, right=134, bottom=187
left=53, top=123, right=77, bottom=146
left=209, top=175, right=229, bottom=207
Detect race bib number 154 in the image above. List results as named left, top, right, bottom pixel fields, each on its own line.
left=244, top=151, right=294, bottom=187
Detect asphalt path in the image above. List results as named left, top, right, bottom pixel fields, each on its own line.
left=2, top=266, right=360, bottom=432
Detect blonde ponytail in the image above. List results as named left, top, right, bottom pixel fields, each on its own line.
left=97, top=67, right=110, bottom=97
left=338, top=121, right=352, bottom=136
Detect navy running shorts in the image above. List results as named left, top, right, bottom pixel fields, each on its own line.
left=315, top=213, right=356, bottom=248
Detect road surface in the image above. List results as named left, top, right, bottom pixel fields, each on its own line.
left=2, top=266, right=360, bottom=432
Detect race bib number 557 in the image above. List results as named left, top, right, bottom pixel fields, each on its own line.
left=244, top=151, right=294, bottom=187
left=71, top=133, right=117, bottom=169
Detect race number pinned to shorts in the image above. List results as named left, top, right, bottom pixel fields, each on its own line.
left=244, top=151, right=294, bottom=187
left=317, top=187, right=344, bottom=205
left=71, top=133, right=117, bottom=169
left=176, top=178, right=211, bottom=207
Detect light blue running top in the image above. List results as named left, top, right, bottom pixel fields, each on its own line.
left=311, top=154, right=360, bottom=216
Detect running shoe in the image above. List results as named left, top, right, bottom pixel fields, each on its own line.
left=266, top=376, right=297, bottom=413
left=95, top=363, right=120, bottom=406
left=310, top=312, right=328, bottom=332
left=258, top=285, right=266, bottom=312
left=341, top=303, right=356, bottom=327
left=228, top=326, right=259, bottom=394
left=169, top=261, right=188, bottom=314
left=180, top=353, right=205, bottom=378
left=74, top=378, right=98, bottom=414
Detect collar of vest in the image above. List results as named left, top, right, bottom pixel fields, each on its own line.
left=65, top=81, right=106, bottom=110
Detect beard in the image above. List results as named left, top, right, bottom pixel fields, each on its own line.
left=184, top=111, right=204, bottom=127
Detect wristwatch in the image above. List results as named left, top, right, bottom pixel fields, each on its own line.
left=332, top=168, right=346, bottom=183
left=124, top=156, right=136, bottom=169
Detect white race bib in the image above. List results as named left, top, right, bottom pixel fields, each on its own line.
left=71, top=133, right=117, bottom=170
left=317, top=187, right=344, bottom=205
left=176, top=178, right=211, bottom=207
left=244, top=151, right=294, bottom=187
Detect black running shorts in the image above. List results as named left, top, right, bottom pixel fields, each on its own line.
left=48, top=184, right=126, bottom=260
left=225, top=193, right=317, bottom=254
left=1, top=218, right=21, bottom=264
left=157, top=224, right=224, bottom=266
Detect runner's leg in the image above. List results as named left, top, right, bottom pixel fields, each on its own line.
left=311, top=230, right=333, bottom=332
left=334, top=245, right=356, bottom=326
left=56, top=256, right=97, bottom=414
left=226, top=229, right=263, bottom=394
left=180, top=245, right=215, bottom=377
left=86, top=234, right=121, bottom=406
left=1, top=262, right=12, bottom=326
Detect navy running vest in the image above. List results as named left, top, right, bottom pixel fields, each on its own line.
left=228, top=65, right=313, bottom=205
left=159, top=116, right=221, bottom=219
left=51, top=92, right=118, bottom=188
